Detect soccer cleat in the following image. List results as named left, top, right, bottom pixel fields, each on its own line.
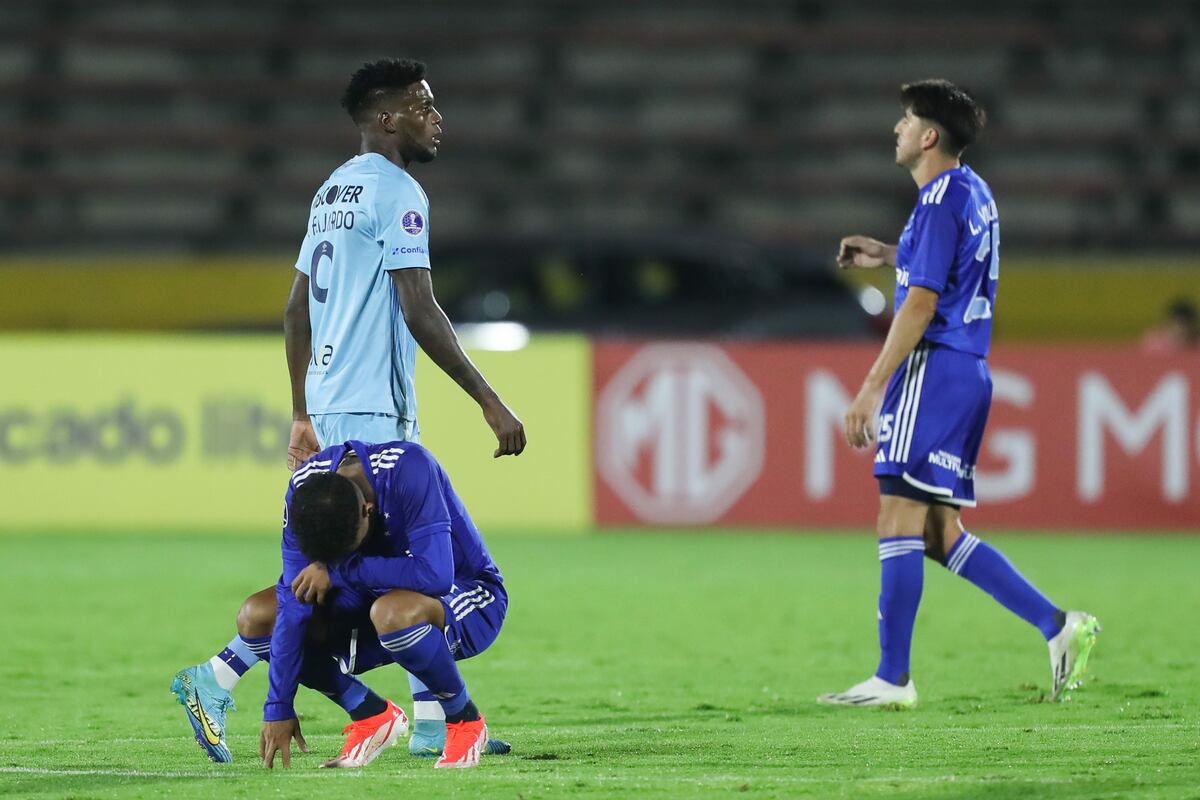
left=816, top=675, right=918, bottom=708
left=434, top=716, right=488, bottom=769
left=320, top=699, right=408, bottom=768
left=171, top=664, right=236, bottom=763
left=1049, top=610, right=1101, bottom=701
left=410, top=718, right=511, bottom=757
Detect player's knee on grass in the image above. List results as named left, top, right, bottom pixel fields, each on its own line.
left=237, top=586, right=277, bottom=638
left=369, top=589, right=444, bottom=633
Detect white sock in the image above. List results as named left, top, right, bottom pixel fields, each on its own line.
left=412, top=700, right=445, bottom=722
left=208, top=656, right=241, bottom=691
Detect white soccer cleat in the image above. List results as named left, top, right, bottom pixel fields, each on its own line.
left=817, top=675, right=917, bottom=708
left=1048, top=610, right=1101, bottom=701
left=319, top=699, right=408, bottom=769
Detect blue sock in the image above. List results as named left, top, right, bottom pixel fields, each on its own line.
left=208, top=634, right=271, bottom=690
left=946, top=533, right=1064, bottom=640
left=875, top=536, right=925, bottom=686
left=297, top=654, right=379, bottom=718
left=380, top=624, right=469, bottom=718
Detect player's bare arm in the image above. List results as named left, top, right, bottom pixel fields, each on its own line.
left=390, top=268, right=527, bottom=457
left=837, top=235, right=897, bottom=269
left=259, top=717, right=308, bottom=768
left=283, top=271, right=320, bottom=469
left=844, top=286, right=938, bottom=449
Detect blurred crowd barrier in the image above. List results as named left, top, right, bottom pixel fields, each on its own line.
left=0, top=335, right=590, bottom=532
left=3, top=333, right=1196, bottom=532
left=3, top=257, right=1200, bottom=341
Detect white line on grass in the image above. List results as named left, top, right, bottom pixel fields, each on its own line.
left=0, top=767, right=361, bottom=779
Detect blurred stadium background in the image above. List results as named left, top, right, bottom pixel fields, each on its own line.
left=2, top=0, right=1197, bottom=532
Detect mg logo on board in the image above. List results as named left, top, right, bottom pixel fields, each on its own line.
left=596, top=344, right=765, bottom=523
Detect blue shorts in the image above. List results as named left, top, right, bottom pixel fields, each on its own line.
left=873, top=342, right=991, bottom=507
left=311, top=413, right=419, bottom=449
left=314, top=577, right=507, bottom=676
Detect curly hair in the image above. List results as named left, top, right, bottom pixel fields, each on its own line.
left=341, top=58, right=427, bottom=123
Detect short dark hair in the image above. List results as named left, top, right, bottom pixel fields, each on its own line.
left=341, top=58, right=427, bottom=123
left=900, top=79, right=986, bottom=154
left=289, top=472, right=361, bottom=562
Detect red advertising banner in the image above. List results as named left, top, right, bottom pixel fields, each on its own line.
left=593, top=341, right=1200, bottom=530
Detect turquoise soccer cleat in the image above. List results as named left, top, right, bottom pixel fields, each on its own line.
left=409, top=718, right=511, bottom=757
left=171, top=663, right=236, bottom=763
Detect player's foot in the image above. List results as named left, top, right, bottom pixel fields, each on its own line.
left=410, top=718, right=511, bottom=757
left=1049, top=610, right=1101, bottom=701
left=816, top=675, right=918, bottom=708
left=320, top=699, right=408, bottom=768
left=171, top=664, right=236, bottom=763
left=434, top=716, right=489, bottom=769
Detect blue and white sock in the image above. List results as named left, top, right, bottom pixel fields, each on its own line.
left=409, top=674, right=446, bottom=722
left=380, top=624, right=469, bottom=718
left=875, top=536, right=925, bottom=686
left=945, top=533, right=1064, bottom=640
left=208, top=634, right=270, bottom=691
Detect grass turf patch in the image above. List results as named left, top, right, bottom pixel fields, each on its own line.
left=0, top=531, right=1196, bottom=798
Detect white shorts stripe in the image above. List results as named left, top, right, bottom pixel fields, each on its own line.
left=888, top=351, right=919, bottom=461
left=899, top=346, right=930, bottom=462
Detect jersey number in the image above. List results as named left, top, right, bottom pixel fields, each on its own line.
left=310, top=240, right=334, bottom=304
left=964, top=223, right=999, bottom=323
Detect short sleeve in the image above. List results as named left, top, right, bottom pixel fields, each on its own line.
left=378, top=178, right=431, bottom=271
left=906, top=201, right=960, bottom=294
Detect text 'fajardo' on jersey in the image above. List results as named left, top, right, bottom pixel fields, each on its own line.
left=293, top=153, right=432, bottom=419
left=893, top=164, right=999, bottom=358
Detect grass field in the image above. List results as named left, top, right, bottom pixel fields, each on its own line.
left=1, top=531, right=1197, bottom=799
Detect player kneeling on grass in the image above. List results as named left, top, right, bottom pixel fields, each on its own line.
left=173, top=440, right=506, bottom=769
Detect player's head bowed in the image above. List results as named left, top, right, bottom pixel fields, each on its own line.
left=899, top=79, right=987, bottom=155
left=289, top=472, right=369, bottom=562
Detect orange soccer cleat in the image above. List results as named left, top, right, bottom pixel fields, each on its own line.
left=320, top=699, right=409, bottom=768
left=434, top=715, right=488, bottom=769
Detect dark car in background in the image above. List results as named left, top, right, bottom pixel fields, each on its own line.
left=431, top=233, right=885, bottom=339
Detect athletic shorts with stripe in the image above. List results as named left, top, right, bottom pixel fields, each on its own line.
left=311, top=576, right=508, bottom=675
left=873, top=341, right=992, bottom=507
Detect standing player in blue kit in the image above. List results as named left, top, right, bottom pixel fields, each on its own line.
left=821, top=80, right=1099, bottom=708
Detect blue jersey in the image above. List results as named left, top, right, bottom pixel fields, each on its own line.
left=894, top=165, right=999, bottom=358
left=294, top=153, right=432, bottom=421
left=264, top=440, right=500, bottom=721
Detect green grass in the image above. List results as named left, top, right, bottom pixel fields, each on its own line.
left=1, top=531, right=1197, bottom=799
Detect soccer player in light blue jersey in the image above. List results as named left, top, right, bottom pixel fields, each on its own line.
left=818, top=80, right=1099, bottom=708
left=284, top=58, right=526, bottom=468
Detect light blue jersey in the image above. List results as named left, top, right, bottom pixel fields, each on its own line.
left=294, top=153, right=432, bottom=422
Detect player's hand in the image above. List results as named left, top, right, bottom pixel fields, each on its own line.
left=837, top=235, right=889, bottom=269
left=287, top=418, right=320, bottom=471
left=292, top=562, right=331, bottom=605
left=482, top=398, right=526, bottom=458
left=844, top=383, right=884, bottom=449
left=259, top=718, right=308, bottom=768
